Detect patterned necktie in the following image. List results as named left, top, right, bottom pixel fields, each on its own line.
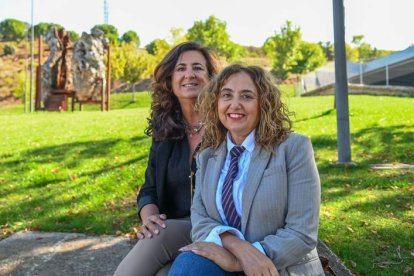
left=222, top=145, right=245, bottom=230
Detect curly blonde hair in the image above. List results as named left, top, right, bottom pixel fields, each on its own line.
left=198, top=64, right=293, bottom=150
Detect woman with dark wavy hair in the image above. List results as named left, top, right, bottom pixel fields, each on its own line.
left=169, top=64, right=323, bottom=276
left=114, top=42, right=219, bottom=276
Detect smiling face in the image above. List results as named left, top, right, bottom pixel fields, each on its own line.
left=171, top=50, right=209, bottom=101
left=218, top=71, right=260, bottom=145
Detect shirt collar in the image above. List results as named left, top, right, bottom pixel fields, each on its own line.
left=226, top=130, right=256, bottom=154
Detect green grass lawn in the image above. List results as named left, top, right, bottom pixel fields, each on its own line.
left=1, top=93, right=413, bottom=275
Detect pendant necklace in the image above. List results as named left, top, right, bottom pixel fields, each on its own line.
left=184, top=121, right=204, bottom=137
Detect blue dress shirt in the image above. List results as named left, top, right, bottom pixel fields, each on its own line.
left=204, top=130, right=265, bottom=254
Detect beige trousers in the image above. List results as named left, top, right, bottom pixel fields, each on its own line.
left=114, top=218, right=192, bottom=276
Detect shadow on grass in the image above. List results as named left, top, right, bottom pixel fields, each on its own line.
left=295, top=108, right=335, bottom=122
left=312, top=124, right=413, bottom=170
left=0, top=135, right=151, bottom=234
left=312, top=125, right=414, bottom=274
left=1, top=135, right=148, bottom=170
left=0, top=136, right=149, bottom=171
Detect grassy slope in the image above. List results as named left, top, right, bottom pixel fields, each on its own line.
left=1, top=93, right=413, bottom=275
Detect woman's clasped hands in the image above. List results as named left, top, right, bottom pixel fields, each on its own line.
left=180, top=236, right=280, bottom=276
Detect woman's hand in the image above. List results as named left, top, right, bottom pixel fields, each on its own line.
left=221, top=233, right=279, bottom=276
left=180, top=242, right=242, bottom=272
left=136, top=213, right=167, bottom=239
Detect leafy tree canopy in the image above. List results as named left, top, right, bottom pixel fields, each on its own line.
left=350, top=34, right=393, bottom=62
left=292, top=42, right=327, bottom=74
left=264, top=21, right=328, bottom=79
left=0, top=18, right=28, bottom=42
left=121, top=30, right=140, bottom=46
left=67, top=30, right=80, bottom=42
left=263, top=21, right=303, bottom=80
left=91, top=24, right=119, bottom=45
left=34, top=22, right=62, bottom=38
left=168, top=27, right=186, bottom=45
left=111, top=43, right=156, bottom=83
left=186, top=15, right=245, bottom=61
left=319, top=41, right=334, bottom=61
left=145, top=38, right=170, bottom=57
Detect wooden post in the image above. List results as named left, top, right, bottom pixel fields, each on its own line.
left=106, top=45, right=111, bottom=111
left=101, top=78, right=105, bottom=112
left=35, top=36, right=43, bottom=110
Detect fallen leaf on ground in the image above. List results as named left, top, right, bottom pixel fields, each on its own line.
left=346, top=226, right=354, bottom=233
left=349, top=260, right=357, bottom=268
left=403, top=266, right=412, bottom=274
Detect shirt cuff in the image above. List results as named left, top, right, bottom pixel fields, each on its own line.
left=204, top=225, right=245, bottom=246
left=252, top=241, right=266, bottom=255
left=204, top=226, right=265, bottom=255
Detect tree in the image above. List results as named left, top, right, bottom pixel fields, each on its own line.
left=123, top=47, right=156, bottom=84
left=111, top=43, right=156, bottom=83
left=186, top=15, right=245, bottom=61
left=145, top=39, right=170, bottom=56
left=263, top=21, right=302, bottom=80
left=3, top=44, right=16, bottom=56
left=345, top=43, right=359, bottom=62
left=292, top=42, right=327, bottom=74
left=111, top=45, right=128, bottom=81
left=91, top=24, right=119, bottom=45
left=0, top=19, right=28, bottom=42
left=351, top=34, right=393, bottom=62
left=121, top=30, right=140, bottom=46
left=34, top=22, right=62, bottom=38
left=67, top=30, right=80, bottom=42
left=319, top=41, right=334, bottom=61
left=168, top=27, right=186, bottom=45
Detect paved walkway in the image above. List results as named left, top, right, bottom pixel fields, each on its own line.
left=0, top=231, right=135, bottom=276
left=0, top=231, right=353, bottom=276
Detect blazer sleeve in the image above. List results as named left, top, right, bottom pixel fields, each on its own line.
left=260, top=135, right=321, bottom=269
left=191, top=151, right=223, bottom=242
left=136, top=139, right=160, bottom=219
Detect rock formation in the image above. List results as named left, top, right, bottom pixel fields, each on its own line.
left=41, top=27, right=72, bottom=103
left=71, top=29, right=109, bottom=101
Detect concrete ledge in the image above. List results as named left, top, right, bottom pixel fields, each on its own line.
left=301, top=84, right=414, bottom=97
left=317, top=240, right=354, bottom=276
left=0, top=231, right=354, bottom=276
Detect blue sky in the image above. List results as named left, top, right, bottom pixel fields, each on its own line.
left=1, top=0, right=413, bottom=50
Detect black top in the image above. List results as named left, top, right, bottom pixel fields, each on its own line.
left=137, top=136, right=196, bottom=219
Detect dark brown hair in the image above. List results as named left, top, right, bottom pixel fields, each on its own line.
left=198, top=64, right=293, bottom=150
left=145, top=41, right=219, bottom=141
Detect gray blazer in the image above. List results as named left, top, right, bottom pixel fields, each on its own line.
left=191, top=133, right=324, bottom=275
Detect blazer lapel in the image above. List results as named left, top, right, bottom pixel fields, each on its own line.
left=241, top=145, right=271, bottom=233
left=204, top=142, right=227, bottom=222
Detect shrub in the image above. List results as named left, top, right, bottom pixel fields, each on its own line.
left=11, top=71, right=27, bottom=99
left=3, top=44, right=16, bottom=56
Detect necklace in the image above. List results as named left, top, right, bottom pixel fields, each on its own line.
left=184, top=121, right=204, bottom=137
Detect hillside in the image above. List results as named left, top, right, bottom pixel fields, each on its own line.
left=0, top=40, right=274, bottom=106
left=0, top=41, right=29, bottom=105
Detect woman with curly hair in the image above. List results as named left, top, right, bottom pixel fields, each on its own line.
left=169, top=64, right=324, bottom=276
left=114, top=42, right=219, bottom=276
